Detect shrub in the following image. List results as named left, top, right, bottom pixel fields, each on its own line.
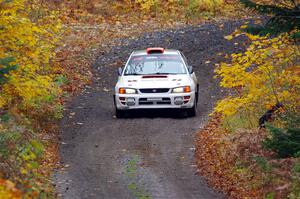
left=134, top=0, right=225, bottom=15
left=263, top=125, right=300, bottom=158
left=0, top=0, right=62, bottom=197
left=240, top=0, right=300, bottom=35
left=194, top=0, right=224, bottom=12
left=135, top=0, right=159, bottom=12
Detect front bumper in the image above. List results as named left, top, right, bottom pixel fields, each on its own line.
left=115, top=92, right=196, bottom=110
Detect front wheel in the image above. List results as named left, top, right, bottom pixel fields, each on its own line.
left=186, top=99, right=197, bottom=117
left=115, top=108, right=126, bottom=118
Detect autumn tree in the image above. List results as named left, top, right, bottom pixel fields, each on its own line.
left=215, top=33, right=299, bottom=120
left=0, top=1, right=62, bottom=197
left=0, top=0, right=62, bottom=113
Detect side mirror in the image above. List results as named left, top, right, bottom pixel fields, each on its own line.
left=118, top=67, right=123, bottom=76
left=188, top=66, right=193, bottom=74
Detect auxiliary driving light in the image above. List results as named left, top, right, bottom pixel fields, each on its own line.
left=174, top=97, right=184, bottom=105
left=126, top=98, right=135, bottom=106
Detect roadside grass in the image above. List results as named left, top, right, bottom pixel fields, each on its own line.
left=222, top=109, right=262, bottom=132
left=125, top=155, right=151, bottom=199
left=289, top=168, right=300, bottom=199
left=0, top=112, right=59, bottom=198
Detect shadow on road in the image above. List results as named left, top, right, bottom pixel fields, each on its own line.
left=118, top=109, right=191, bottom=119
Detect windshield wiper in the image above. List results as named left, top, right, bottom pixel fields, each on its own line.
left=125, top=73, right=142, bottom=76
left=152, top=72, right=171, bottom=75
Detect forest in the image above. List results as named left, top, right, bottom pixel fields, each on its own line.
left=0, top=0, right=299, bottom=198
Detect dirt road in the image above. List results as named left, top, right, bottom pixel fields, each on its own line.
left=54, top=20, right=247, bottom=199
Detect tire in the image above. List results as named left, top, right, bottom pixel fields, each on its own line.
left=114, top=95, right=126, bottom=118
left=196, top=84, right=199, bottom=104
left=186, top=98, right=197, bottom=117
left=115, top=108, right=126, bottom=118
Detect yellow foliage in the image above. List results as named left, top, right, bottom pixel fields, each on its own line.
left=0, top=179, right=21, bottom=199
left=224, top=35, right=233, bottom=40
left=215, top=33, right=300, bottom=116
left=0, top=0, right=62, bottom=110
left=135, top=0, right=159, bottom=11
left=193, top=0, right=224, bottom=11
left=135, top=0, right=225, bottom=12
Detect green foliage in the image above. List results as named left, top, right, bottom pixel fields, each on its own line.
left=186, top=0, right=200, bottom=18
left=0, top=131, right=22, bottom=158
left=53, top=104, right=64, bottom=119
left=125, top=155, right=151, bottom=199
left=291, top=31, right=300, bottom=39
left=293, top=163, right=300, bottom=173
left=55, top=75, right=69, bottom=86
left=19, top=140, right=43, bottom=166
left=185, top=0, right=224, bottom=18
left=0, top=110, right=55, bottom=197
left=253, top=156, right=272, bottom=172
left=265, top=192, right=275, bottom=199
left=0, top=118, right=49, bottom=196
left=278, top=112, right=300, bottom=129
left=290, top=162, right=300, bottom=198
left=134, top=0, right=226, bottom=19
left=0, top=113, right=10, bottom=122
left=0, top=57, right=18, bottom=84
left=240, top=0, right=300, bottom=35
left=263, top=125, right=300, bottom=158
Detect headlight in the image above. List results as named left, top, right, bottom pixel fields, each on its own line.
left=172, top=86, right=191, bottom=93
left=119, top=88, right=137, bottom=94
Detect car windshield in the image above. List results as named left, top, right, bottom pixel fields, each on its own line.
left=124, top=54, right=187, bottom=75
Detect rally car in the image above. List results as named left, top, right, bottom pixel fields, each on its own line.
left=114, top=47, right=198, bottom=118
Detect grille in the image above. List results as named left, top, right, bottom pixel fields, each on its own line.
left=139, top=88, right=169, bottom=93
left=139, top=98, right=171, bottom=105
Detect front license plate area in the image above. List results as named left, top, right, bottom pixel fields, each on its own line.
left=147, top=98, right=162, bottom=102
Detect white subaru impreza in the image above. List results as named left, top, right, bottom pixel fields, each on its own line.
left=114, top=48, right=198, bottom=118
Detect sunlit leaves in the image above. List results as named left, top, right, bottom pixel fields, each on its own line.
left=135, top=0, right=159, bottom=12
left=0, top=0, right=62, bottom=197
left=0, top=179, right=21, bottom=199
left=0, top=0, right=62, bottom=110
left=215, top=33, right=300, bottom=117
left=135, top=0, right=225, bottom=13
left=224, top=35, right=233, bottom=40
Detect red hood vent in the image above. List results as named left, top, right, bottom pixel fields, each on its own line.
left=142, top=75, right=168, bottom=79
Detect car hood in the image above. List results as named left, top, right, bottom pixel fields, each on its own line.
left=118, top=75, right=192, bottom=89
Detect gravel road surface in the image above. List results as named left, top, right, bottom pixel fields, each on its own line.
left=54, top=20, right=248, bottom=199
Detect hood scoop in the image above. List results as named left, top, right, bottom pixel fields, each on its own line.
left=142, top=75, right=168, bottom=79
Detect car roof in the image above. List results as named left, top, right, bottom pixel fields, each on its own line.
left=131, top=49, right=180, bottom=56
